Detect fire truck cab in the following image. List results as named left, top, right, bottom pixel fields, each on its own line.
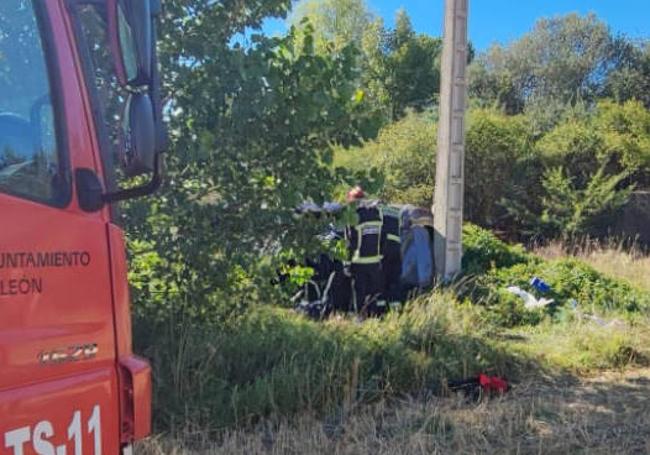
left=1, top=1, right=164, bottom=453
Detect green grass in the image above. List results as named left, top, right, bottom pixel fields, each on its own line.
left=137, top=294, right=512, bottom=431
left=138, top=297, right=650, bottom=432
left=502, top=319, right=650, bottom=373
left=135, top=225, right=650, bottom=434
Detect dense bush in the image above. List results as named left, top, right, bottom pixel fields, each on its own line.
left=461, top=225, right=650, bottom=327
left=334, top=111, right=437, bottom=207
left=494, top=101, right=649, bottom=238
left=536, top=119, right=605, bottom=185
left=336, top=108, right=534, bottom=222
left=465, top=109, right=532, bottom=225
left=462, top=224, right=532, bottom=275
left=596, top=100, right=650, bottom=186
left=539, top=166, right=632, bottom=238
left=534, top=101, right=650, bottom=186
left=338, top=100, right=648, bottom=239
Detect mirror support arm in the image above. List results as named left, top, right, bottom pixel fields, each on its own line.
left=102, top=153, right=163, bottom=203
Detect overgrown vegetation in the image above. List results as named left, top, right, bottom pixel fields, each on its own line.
left=122, top=0, right=650, bottom=444
left=333, top=111, right=437, bottom=206
left=136, top=294, right=509, bottom=430
left=133, top=225, right=650, bottom=431
left=462, top=226, right=650, bottom=324
left=538, top=240, right=650, bottom=292
left=341, top=100, right=649, bottom=239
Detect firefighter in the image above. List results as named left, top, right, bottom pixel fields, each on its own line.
left=345, top=187, right=386, bottom=316
left=380, top=204, right=403, bottom=309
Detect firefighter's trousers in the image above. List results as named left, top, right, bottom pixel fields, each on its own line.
left=351, top=262, right=385, bottom=316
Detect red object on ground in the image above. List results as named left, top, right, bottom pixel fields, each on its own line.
left=478, top=374, right=510, bottom=394
left=447, top=373, right=510, bottom=398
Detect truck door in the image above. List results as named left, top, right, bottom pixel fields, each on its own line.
left=0, top=1, right=120, bottom=454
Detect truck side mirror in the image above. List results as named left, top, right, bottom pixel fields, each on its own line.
left=101, top=0, right=167, bottom=202
left=121, top=92, right=156, bottom=177
left=108, top=0, right=152, bottom=87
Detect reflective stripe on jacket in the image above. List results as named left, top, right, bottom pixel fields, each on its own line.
left=381, top=205, right=402, bottom=245
left=346, top=202, right=383, bottom=265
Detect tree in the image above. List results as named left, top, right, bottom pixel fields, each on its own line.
left=540, top=166, right=631, bottom=238
left=127, top=0, right=366, bottom=322
left=385, top=11, right=442, bottom=118
left=291, top=4, right=443, bottom=125
left=361, top=10, right=442, bottom=121
left=391, top=8, right=415, bottom=49
left=289, top=0, right=373, bottom=53
left=359, top=17, right=393, bottom=129
left=469, top=14, right=622, bottom=117
left=605, top=40, right=650, bottom=110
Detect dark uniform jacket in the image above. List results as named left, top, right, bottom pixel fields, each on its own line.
left=345, top=200, right=384, bottom=265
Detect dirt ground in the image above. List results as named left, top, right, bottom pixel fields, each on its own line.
left=139, top=368, right=650, bottom=455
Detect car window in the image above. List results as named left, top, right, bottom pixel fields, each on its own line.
left=0, top=0, right=67, bottom=205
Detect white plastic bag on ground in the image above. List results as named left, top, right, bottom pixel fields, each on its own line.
left=506, top=286, right=554, bottom=310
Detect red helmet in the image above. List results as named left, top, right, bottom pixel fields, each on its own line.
left=346, top=186, right=365, bottom=202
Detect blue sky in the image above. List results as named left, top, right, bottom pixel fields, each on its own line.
left=265, top=0, right=649, bottom=51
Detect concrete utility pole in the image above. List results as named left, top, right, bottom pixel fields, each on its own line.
left=433, top=0, right=469, bottom=280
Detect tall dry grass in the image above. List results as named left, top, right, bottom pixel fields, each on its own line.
left=535, top=240, right=650, bottom=292
left=138, top=368, right=650, bottom=455
left=137, top=294, right=514, bottom=431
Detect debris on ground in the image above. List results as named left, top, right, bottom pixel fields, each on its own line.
left=530, top=276, right=551, bottom=293
left=448, top=373, right=510, bottom=400
left=506, top=286, right=554, bottom=310
left=569, top=299, right=628, bottom=329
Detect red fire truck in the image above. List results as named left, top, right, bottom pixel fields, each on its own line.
left=1, top=1, right=165, bottom=453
